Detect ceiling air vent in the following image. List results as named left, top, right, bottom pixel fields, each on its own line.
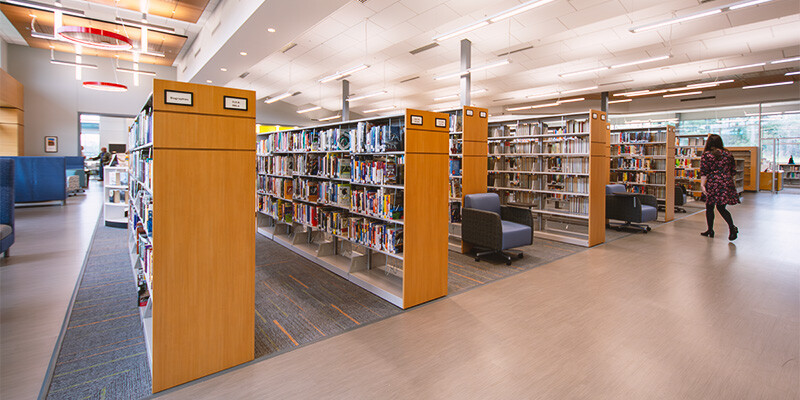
left=194, top=47, right=201, bottom=58
left=681, top=96, right=716, bottom=102
left=280, top=43, right=297, bottom=53
left=239, top=72, right=249, bottom=79
left=493, top=97, right=514, bottom=102
left=410, top=42, right=439, bottom=55
left=211, top=20, right=222, bottom=36
left=399, top=76, right=420, bottom=83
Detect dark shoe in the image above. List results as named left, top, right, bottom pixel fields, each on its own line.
left=701, top=230, right=715, bottom=238
left=728, top=226, right=738, bottom=241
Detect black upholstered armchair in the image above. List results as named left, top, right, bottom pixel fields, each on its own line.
left=606, top=184, right=658, bottom=233
left=462, top=193, right=533, bottom=265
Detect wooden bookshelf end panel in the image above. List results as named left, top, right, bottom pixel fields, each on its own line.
left=589, top=110, right=610, bottom=144
left=153, top=79, right=256, bottom=119
left=153, top=111, right=255, bottom=151
left=403, top=153, right=448, bottom=307
left=463, top=106, right=488, bottom=142
left=588, top=154, right=609, bottom=247
left=152, top=149, right=255, bottom=392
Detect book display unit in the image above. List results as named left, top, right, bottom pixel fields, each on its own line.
left=728, top=147, right=758, bottom=191
left=486, top=110, right=609, bottom=247
left=780, top=163, right=800, bottom=188
left=445, top=106, right=489, bottom=253
left=104, top=165, right=129, bottom=227
left=128, top=80, right=255, bottom=392
left=256, top=109, right=449, bottom=309
left=609, top=125, right=675, bottom=222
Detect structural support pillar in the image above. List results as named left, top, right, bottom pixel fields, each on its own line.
left=342, top=79, right=350, bottom=121
left=600, top=91, right=609, bottom=112
left=460, top=39, right=471, bottom=107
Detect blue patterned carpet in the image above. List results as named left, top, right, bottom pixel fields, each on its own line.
left=45, top=217, right=151, bottom=400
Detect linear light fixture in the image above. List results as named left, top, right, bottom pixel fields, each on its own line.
left=297, top=106, right=322, bottom=114
left=561, top=86, right=597, bottom=94
left=611, top=55, right=672, bottom=69
left=614, top=89, right=650, bottom=97
left=433, top=88, right=488, bottom=101
left=50, top=59, right=98, bottom=69
left=559, top=66, right=609, bottom=78
left=506, top=97, right=584, bottom=112
left=115, top=17, right=175, bottom=34
left=318, top=115, right=341, bottom=121
left=786, top=71, right=800, bottom=76
left=664, top=91, right=702, bottom=98
left=433, top=59, right=511, bottom=80
left=771, top=56, right=800, bottom=64
left=433, top=0, right=556, bottom=42
left=319, top=64, right=369, bottom=83
left=608, top=99, right=632, bottom=104
left=347, top=90, right=387, bottom=102
left=116, top=66, right=156, bottom=76
left=265, top=92, right=293, bottom=103
left=699, top=62, right=765, bottom=74
left=742, top=81, right=794, bottom=89
left=433, top=21, right=489, bottom=42
left=363, top=106, right=396, bottom=113
left=3, top=0, right=84, bottom=16
left=629, top=0, right=777, bottom=34
left=686, top=79, right=734, bottom=89
left=526, top=91, right=560, bottom=99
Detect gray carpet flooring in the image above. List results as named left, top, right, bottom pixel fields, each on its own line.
left=45, top=217, right=151, bottom=400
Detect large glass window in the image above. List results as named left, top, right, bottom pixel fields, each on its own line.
left=80, top=114, right=101, bottom=157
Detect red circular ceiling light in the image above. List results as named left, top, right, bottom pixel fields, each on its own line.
left=57, top=26, right=133, bottom=51
left=82, top=81, right=129, bottom=92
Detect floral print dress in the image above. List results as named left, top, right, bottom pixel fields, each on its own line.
left=700, top=150, right=740, bottom=206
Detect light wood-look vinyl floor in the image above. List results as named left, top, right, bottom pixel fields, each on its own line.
left=158, top=192, right=799, bottom=399
left=0, top=183, right=103, bottom=400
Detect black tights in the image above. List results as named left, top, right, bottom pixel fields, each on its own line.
left=706, top=203, right=735, bottom=231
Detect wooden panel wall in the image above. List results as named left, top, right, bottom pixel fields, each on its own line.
left=0, top=69, right=23, bottom=156
left=150, top=80, right=255, bottom=392
left=588, top=110, right=609, bottom=247
left=460, top=106, right=488, bottom=253
left=403, top=110, right=449, bottom=308
left=664, top=126, right=676, bottom=222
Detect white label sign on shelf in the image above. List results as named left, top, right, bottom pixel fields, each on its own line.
left=224, top=96, right=248, bottom=111
left=164, top=90, right=193, bottom=106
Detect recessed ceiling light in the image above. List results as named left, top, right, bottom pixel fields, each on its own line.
left=265, top=92, right=293, bottom=103
left=220, top=68, right=227, bottom=72
left=206, top=80, right=212, bottom=83
left=608, top=99, right=633, bottom=104
left=267, top=28, right=276, bottom=33
left=557, top=97, right=584, bottom=104
left=742, top=81, right=794, bottom=89
left=610, top=55, right=672, bottom=69
left=348, top=90, right=388, bottom=102
left=240, top=52, right=247, bottom=56
left=786, top=71, right=800, bottom=76
left=771, top=56, right=800, bottom=64
left=686, top=79, right=734, bottom=89
left=318, top=115, right=340, bottom=121
left=663, top=91, right=703, bottom=98
left=319, top=64, right=370, bottom=83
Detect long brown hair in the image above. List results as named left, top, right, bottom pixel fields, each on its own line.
left=704, top=134, right=726, bottom=157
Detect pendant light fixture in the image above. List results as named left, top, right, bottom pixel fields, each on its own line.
left=57, top=26, right=134, bottom=51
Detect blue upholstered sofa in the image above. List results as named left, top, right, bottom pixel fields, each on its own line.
left=1, top=158, right=14, bottom=257
left=1, top=157, right=67, bottom=204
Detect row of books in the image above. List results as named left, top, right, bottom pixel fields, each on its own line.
left=130, top=106, right=153, bottom=148
left=107, top=170, right=129, bottom=186
left=129, top=151, right=152, bottom=189
left=676, top=158, right=699, bottom=167
left=350, top=218, right=403, bottom=254
left=450, top=202, right=461, bottom=223
left=489, top=122, right=544, bottom=138
left=258, top=176, right=293, bottom=199
left=679, top=137, right=705, bottom=146
left=495, top=190, right=537, bottom=207
left=545, top=196, right=589, bottom=215
left=612, top=158, right=667, bottom=170
left=612, top=130, right=667, bottom=143
left=489, top=175, right=589, bottom=194
left=676, top=148, right=699, bottom=158
left=353, top=122, right=403, bottom=153
left=449, top=137, right=462, bottom=155
left=450, top=113, right=462, bottom=133
left=261, top=155, right=293, bottom=176
left=350, top=187, right=403, bottom=221
left=544, top=137, right=590, bottom=154
left=626, top=185, right=667, bottom=200
left=136, top=233, right=153, bottom=293
left=676, top=169, right=700, bottom=179
left=550, top=120, right=588, bottom=134
left=450, top=159, right=462, bottom=176
left=612, top=144, right=668, bottom=156
left=108, top=189, right=129, bottom=204
left=612, top=172, right=669, bottom=184
left=351, top=158, right=403, bottom=185
left=132, top=193, right=153, bottom=235
left=548, top=176, right=589, bottom=193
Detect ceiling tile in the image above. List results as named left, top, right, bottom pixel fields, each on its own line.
left=370, top=2, right=416, bottom=30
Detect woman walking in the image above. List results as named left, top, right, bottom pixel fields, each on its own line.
left=700, top=134, right=739, bottom=240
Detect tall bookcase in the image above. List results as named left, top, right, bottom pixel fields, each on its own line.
left=728, top=146, right=758, bottom=191
left=609, top=125, right=675, bottom=222
left=486, top=110, right=609, bottom=247
left=445, top=106, right=488, bottom=253
left=256, top=109, right=449, bottom=309
left=128, top=80, right=255, bottom=392
left=780, top=163, right=800, bottom=188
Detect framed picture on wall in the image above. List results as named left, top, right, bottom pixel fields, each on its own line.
left=45, top=136, right=58, bottom=153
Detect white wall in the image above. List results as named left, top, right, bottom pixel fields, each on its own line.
left=0, top=37, right=7, bottom=71
left=7, top=44, right=177, bottom=156
left=98, top=116, right=134, bottom=150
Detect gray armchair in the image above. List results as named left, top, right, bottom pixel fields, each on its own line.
left=462, top=193, right=533, bottom=265
left=606, top=184, right=657, bottom=233
left=659, top=185, right=687, bottom=213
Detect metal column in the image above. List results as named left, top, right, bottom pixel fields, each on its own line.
left=600, top=91, right=608, bottom=112
left=460, top=39, right=471, bottom=107
left=342, top=79, right=350, bottom=121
